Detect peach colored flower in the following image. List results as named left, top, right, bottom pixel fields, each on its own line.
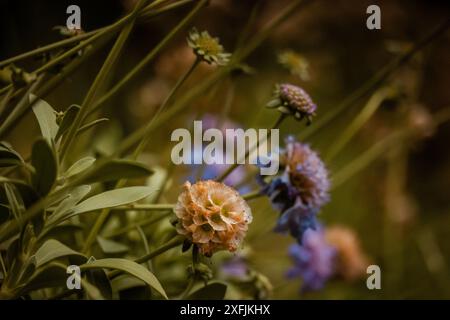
left=174, top=180, right=252, bottom=256
left=325, top=226, right=369, bottom=281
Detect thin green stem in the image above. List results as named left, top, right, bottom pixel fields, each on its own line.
left=242, top=190, right=263, bottom=201
left=0, top=29, right=115, bottom=139
left=136, top=226, right=152, bottom=271
left=324, top=86, right=396, bottom=162
left=103, top=212, right=172, bottom=238
left=0, top=29, right=102, bottom=69
left=217, top=113, right=286, bottom=183
left=0, top=252, right=7, bottom=277
left=331, top=131, right=408, bottom=189
left=133, top=58, right=200, bottom=157
left=82, top=58, right=199, bottom=254
left=87, top=0, right=208, bottom=117
left=0, top=0, right=310, bottom=243
left=60, top=0, right=147, bottom=161
left=298, top=18, right=450, bottom=142
left=113, top=204, right=175, bottom=211
left=108, top=235, right=184, bottom=278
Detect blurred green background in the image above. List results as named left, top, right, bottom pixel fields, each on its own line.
left=1, top=0, right=449, bottom=299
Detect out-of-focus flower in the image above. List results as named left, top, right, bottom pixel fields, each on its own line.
left=325, top=226, right=369, bottom=281
left=266, top=84, right=317, bottom=124
left=287, top=228, right=336, bottom=292
left=278, top=50, right=310, bottom=81
left=186, top=114, right=251, bottom=192
left=174, top=180, right=252, bottom=256
left=221, top=255, right=249, bottom=278
left=187, top=28, right=231, bottom=66
left=407, top=105, right=435, bottom=139
left=261, top=136, right=330, bottom=242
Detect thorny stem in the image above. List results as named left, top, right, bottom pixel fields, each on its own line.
left=216, top=113, right=286, bottom=183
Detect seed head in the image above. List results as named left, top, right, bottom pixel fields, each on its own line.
left=174, top=180, right=252, bottom=256
left=266, top=84, right=317, bottom=124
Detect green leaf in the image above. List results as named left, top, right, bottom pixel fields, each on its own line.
left=57, top=187, right=155, bottom=223
left=0, top=141, right=23, bottom=168
left=97, top=236, right=129, bottom=254
left=111, top=274, right=146, bottom=292
left=3, top=182, right=25, bottom=226
left=45, top=185, right=91, bottom=227
left=31, top=139, right=57, bottom=196
left=187, top=282, right=227, bottom=300
left=55, top=104, right=80, bottom=141
left=0, top=177, right=39, bottom=206
left=64, top=157, right=96, bottom=179
left=82, top=159, right=153, bottom=184
left=30, top=94, right=59, bottom=142
left=33, top=239, right=86, bottom=268
left=80, top=258, right=168, bottom=299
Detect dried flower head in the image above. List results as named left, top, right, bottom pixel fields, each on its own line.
left=287, top=228, right=336, bottom=292
left=278, top=50, right=310, bottom=81
left=174, top=180, right=252, bottom=256
left=325, top=226, right=369, bottom=281
left=187, top=28, right=231, bottom=66
left=266, top=84, right=317, bottom=124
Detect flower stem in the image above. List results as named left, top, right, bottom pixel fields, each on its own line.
left=242, top=190, right=263, bottom=201
left=298, top=18, right=450, bottom=142
left=133, top=57, right=200, bottom=157
left=59, top=0, right=148, bottom=162
left=104, top=211, right=171, bottom=238
left=113, top=204, right=174, bottom=211
left=82, top=59, right=199, bottom=254
left=217, top=113, right=286, bottom=183
left=86, top=0, right=209, bottom=117
left=108, top=235, right=184, bottom=278
left=324, top=87, right=396, bottom=162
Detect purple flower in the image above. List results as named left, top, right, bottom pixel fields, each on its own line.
left=287, top=228, right=336, bottom=292
left=260, top=136, right=330, bottom=242
left=266, top=84, right=317, bottom=124
left=221, top=256, right=249, bottom=278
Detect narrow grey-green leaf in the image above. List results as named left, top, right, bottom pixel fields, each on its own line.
left=82, top=160, right=153, bottom=184
left=97, top=236, right=129, bottom=254
left=3, top=182, right=25, bottom=226
left=187, top=282, right=227, bottom=300
left=65, top=186, right=155, bottom=220
left=31, top=139, right=57, bottom=196
left=111, top=274, right=146, bottom=292
left=46, top=185, right=91, bottom=226
left=64, top=157, right=96, bottom=179
left=55, top=104, right=80, bottom=141
left=30, top=94, right=59, bottom=142
left=80, top=258, right=167, bottom=299
left=0, top=142, right=23, bottom=168
left=33, top=239, right=86, bottom=268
